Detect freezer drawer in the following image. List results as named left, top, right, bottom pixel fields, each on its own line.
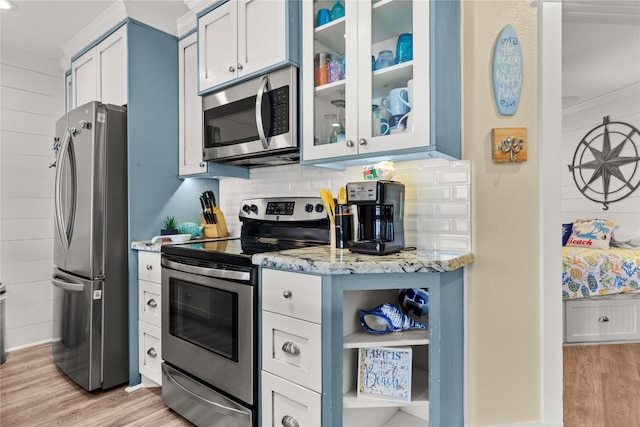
left=51, top=267, right=103, bottom=391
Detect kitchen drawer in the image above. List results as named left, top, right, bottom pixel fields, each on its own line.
left=262, top=311, right=322, bottom=392
left=138, top=251, right=161, bottom=283
left=261, top=371, right=321, bottom=427
left=139, top=321, right=162, bottom=385
left=262, top=269, right=322, bottom=323
left=139, top=280, right=161, bottom=327
left=565, top=297, right=640, bottom=343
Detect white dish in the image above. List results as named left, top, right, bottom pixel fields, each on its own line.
left=150, top=234, right=192, bottom=243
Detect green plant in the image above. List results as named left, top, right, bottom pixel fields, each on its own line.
left=161, top=216, right=178, bottom=230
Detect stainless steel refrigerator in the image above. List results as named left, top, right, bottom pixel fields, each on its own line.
left=51, top=101, right=128, bottom=391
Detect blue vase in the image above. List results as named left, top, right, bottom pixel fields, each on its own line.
left=396, top=33, right=413, bottom=63
left=330, top=0, right=344, bottom=20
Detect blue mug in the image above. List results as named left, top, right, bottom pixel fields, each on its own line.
left=316, top=8, right=331, bottom=27
left=389, top=114, right=407, bottom=133
left=388, top=88, right=410, bottom=116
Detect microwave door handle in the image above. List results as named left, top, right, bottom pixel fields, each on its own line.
left=255, top=74, right=270, bottom=149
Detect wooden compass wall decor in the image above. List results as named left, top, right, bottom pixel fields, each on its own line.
left=568, top=116, right=640, bottom=210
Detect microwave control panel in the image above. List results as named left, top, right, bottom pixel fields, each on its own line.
left=269, top=86, right=290, bottom=137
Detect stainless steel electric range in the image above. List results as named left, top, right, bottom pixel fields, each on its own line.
left=160, top=197, right=330, bottom=427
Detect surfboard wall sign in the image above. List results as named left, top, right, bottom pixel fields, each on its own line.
left=492, top=24, right=522, bottom=116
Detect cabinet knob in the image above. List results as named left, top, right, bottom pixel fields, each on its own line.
left=237, top=63, right=243, bottom=71
left=345, top=140, right=354, bottom=148
left=199, top=162, right=205, bottom=168
left=146, top=265, right=153, bottom=271
left=598, top=316, right=610, bottom=322
left=229, top=66, right=236, bottom=73
left=358, top=138, right=367, bottom=146
left=283, top=290, right=292, bottom=299
left=147, top=348, right=157, bottom=357
left=147, top=298, right=157, bottom=308
left=281, top=415, right=299, bottom=427
left=282, top=341, right=300, bottom=355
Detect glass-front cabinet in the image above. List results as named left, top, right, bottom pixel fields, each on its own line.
left=302, top=0, right=432, bottom=164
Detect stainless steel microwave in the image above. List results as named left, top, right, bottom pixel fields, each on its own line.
left=202, top=65, right=298, bottom=167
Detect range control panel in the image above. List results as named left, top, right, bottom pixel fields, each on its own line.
left=239, top=197, right=328, bottom=221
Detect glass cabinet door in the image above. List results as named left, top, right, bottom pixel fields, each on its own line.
left=304, top=0, right=357, bottom=161
left=302, top=0, right=430, bottom=162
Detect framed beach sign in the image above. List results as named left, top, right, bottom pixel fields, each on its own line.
left=357, top=346, right=412, bottom=403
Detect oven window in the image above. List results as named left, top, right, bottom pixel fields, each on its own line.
left=169, top=278, right=238, bottom=361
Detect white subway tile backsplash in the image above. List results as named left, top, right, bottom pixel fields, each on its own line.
left=220, top=160, right=471, bottom=252
left=420, top=218, right=453, bottom=233
left=436, top=203, right=470, bottom=217
left=437, top=235, right=471, bottom=251
left=420, top=186, right=452, bottom=201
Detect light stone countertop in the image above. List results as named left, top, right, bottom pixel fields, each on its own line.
left=252, top=246, right=474, bottom=275
left=130, top=240, right=169, bottom=252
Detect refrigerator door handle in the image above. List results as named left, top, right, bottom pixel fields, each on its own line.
left=54, top=129, right=76, bottom=253
left=51, top=275, right=85, bottom=292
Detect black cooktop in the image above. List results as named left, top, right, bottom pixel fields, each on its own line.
left=161, top=197, right=331, bottom=267
left=161, top=236, right=329, bottom=267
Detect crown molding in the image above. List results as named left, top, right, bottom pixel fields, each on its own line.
left=185, top=0, right=218, bottom=16
left=124, top=1, right=180, bottom=36
left=563, top=1, right=640, bottom=25
left=177, top=11, right=197, bottom=38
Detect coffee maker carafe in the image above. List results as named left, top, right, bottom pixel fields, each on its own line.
left=346, top=180, right=405, bottom=255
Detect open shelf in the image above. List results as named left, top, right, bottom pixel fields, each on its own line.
left=343, top=367, right=428, bottom=408
left=382, top=410, right=428, bottom=427
left=343, top=328, right=429, bottom=349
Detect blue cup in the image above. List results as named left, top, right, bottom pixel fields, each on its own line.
left=316, top=8, right=331, bottom=27
left=388, top=88, right=410, bottom=115
left=396, top=33, right=413, bottom=63
left=375, top=50, right=394, bottom=70
left=389, top=114, right=407, bottom=133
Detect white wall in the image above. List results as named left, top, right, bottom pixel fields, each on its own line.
left=562, top=83, right=640, bottom=236
left=219, top=159, right=471, bottom=252
left=0, top=47, right=61, bottom=351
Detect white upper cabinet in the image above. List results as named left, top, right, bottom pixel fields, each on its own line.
left=302, top=0, right=461, bottom=167
left=71, top=25, right=127, bottom=109
left=198, top=0, right=295, bottom=94
left=178, top=33, right=207, bottom=176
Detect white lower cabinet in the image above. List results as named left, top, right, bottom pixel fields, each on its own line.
left=137, top=251, right=162, bottom=386
left=262, top=371, right=321, bottom=427
left=261, top=269, right=322, bottom=426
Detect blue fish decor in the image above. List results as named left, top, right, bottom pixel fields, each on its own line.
left=492, top=24, right=522, bottom=116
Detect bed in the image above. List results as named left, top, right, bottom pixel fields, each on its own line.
left=563, top=246, right=640, bottom=344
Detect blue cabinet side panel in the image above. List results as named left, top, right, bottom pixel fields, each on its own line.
left=430, top=0, right=461, bottom=159
left=126, top=21, right=221, bottom=385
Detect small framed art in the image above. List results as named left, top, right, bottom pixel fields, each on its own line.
left=357, top=346, right=412, bottom=403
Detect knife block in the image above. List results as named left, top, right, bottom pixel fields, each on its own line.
left=200, top=213, right=228, bottom=238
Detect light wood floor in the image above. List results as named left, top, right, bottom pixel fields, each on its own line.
left=0, top=343, right=192, bottom=426
left=564, top=343, right=640, bottom=427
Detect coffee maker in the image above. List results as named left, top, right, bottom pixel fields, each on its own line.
left=346, top=180, right=405, bottom=255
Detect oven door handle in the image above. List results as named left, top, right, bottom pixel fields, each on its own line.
left=162, top=258, right=251, bottom=282
left=164, top=365, right=251, bottom=421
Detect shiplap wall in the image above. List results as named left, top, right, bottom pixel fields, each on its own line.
left=1, top=47, right=62, bottom=351
left=562, top=83, right=640, bottom=237
left=219, top=159, right=471, bottom=252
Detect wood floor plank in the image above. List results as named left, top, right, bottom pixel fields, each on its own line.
left=564, top=343, right=640, bottom=427
left=0, top=343, right=192, bottom=426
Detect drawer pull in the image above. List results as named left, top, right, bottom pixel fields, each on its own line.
left=146, top=264, right=153, bottom=271
left=147, top=348, right=158, bottom=357
left=283, top=290, right=292, bottom=299
left=598, top=316, right=610, bottom=322
left=281, top=415, right=299, bottom=427
left=282, top=341, right=300, bottom=355
left=147, top=299, right=157, bottom=308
